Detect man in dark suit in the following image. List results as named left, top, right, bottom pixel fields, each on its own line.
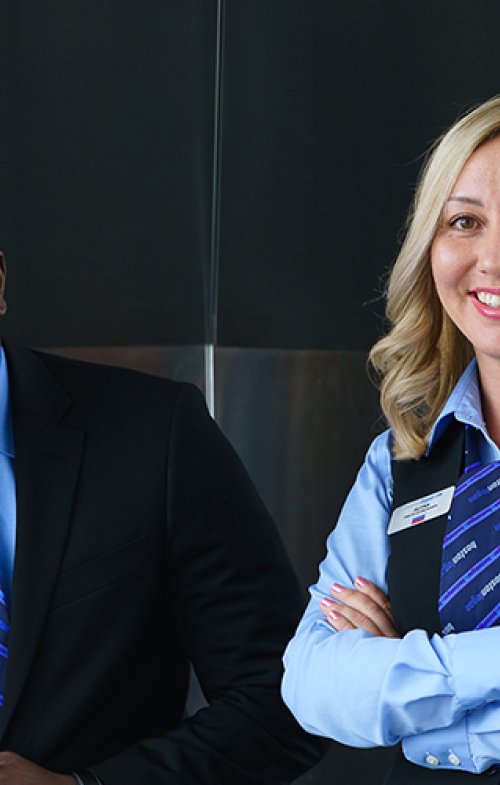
left=0, top=253, right=328, bottom=784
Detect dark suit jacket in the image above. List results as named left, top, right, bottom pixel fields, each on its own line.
left=0, top=343, right=326, bottom=784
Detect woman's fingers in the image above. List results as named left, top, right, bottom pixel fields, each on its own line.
left=320, top=597, right=386, bottom=636
left=352, top=576, right=397, bottom=626
left=319, top=578, right=400, bottom=638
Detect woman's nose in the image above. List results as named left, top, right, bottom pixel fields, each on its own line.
left=478, top=227, right=500, bottom=276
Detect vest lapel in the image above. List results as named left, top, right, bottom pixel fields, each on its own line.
left=388, top=419, right=464, bottom=636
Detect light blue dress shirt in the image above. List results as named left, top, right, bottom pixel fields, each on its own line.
left=282, top=359, right=500, bottom=774
left=0, top=348, right=16, bottom=609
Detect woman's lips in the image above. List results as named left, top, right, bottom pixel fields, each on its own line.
left=471, top=289, right=500, bottom=317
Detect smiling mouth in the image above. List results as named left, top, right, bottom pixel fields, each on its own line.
left=475, top=291, right=500, bottom=308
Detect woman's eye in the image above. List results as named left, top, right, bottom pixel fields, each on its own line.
left=450, top=215, right=478, bottom=230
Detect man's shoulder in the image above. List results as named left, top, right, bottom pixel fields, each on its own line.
left=34, top=347, right=182, bottom=391
left=5, top=343, right=207, bottom=425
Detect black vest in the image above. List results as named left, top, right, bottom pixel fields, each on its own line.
left=384, top=420, right=500, bottom=784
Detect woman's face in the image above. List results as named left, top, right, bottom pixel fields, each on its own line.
left=431, top=135, right=500, bottom=371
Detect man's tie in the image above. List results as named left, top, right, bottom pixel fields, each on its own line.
left=0, top=587, right=9, bottom=707
left=439, top=425, right=500, bottom=635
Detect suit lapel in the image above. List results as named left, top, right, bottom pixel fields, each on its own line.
left=0, top=344, right=84, bottom=738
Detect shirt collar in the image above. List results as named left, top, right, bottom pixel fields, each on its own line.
left=0, top=347, right=14, bottom=459
left=427, top=358, right=485, bottom=454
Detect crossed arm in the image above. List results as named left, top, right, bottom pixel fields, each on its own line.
left=319, top=576, right=400, bottom=639
left=282, top=572, right=500, bottom=774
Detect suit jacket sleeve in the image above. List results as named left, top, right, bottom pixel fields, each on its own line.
left=88, top=383, right=328, bottom=784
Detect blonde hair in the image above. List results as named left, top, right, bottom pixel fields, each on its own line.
left=369, top=96, right=500, bottom=460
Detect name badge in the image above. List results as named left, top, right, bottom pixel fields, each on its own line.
left=387, top=485, right=455, bottom=535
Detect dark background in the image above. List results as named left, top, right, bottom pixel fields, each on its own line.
left=1, top=2, right=500, bottom=782
left=2, top=2, right=500, bottom=350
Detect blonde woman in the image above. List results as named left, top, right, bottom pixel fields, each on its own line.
left=282, top=95, right=500, bottom=783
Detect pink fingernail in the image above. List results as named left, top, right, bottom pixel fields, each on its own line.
left=331, top=583, right=343, bottom=593
left=355, top=576, right=368, bottom=587
left=320, top=598, right=334, bottom=607
left=329, top=609, right=339, bottom=620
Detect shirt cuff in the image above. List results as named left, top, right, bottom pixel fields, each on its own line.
left=451, top=628, right=500, bottom=709
left=72, top=772, right=104, bottom=785
left=402, top=716, right=474, bottom=773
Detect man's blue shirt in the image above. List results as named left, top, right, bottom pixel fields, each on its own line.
left=0, top=347, right=16, bottom=608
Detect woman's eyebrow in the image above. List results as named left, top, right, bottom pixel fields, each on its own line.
left=447, top=195, right=484, bottom=206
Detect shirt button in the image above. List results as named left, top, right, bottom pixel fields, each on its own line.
left=426, top=755, right=440, bottom=767
left=448, top=753, right=461, bottom=767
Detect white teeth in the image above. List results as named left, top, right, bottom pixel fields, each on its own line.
left=477, top=291, right=500, bottom=308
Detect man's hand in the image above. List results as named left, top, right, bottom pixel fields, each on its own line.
left=320, top=576, right=401, bottom=638
left=0, top=752, right=74, bottom=784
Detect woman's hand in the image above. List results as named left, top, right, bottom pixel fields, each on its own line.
left=320, top=577, right=401, bottom=638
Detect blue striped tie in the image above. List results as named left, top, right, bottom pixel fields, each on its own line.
left=0, top=588, right=9, bottom=707
left=439, top=425, right=500, bottom=635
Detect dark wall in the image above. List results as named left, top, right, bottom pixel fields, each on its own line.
left=218, top=1, right=500, bottom=349
left=0, top=1, right=215, bottom=345
left=3, top=2, right=500, bottom=351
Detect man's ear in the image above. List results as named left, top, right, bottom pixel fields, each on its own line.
left=0, top=253, right=7, bottom=316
